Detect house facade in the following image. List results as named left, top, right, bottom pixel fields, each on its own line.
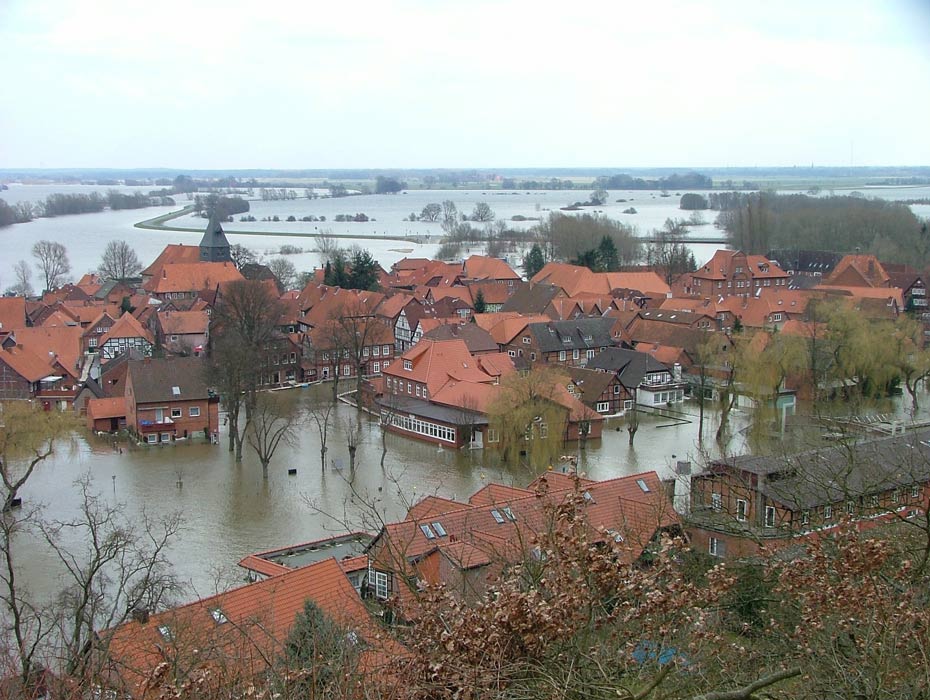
left=125, top=357, right=220, bottom=444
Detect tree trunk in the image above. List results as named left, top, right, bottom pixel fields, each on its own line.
left=320, top=446, right=327, bottom=472
left=261, top=459, right=269, bottom=479
left=380, top=432, right=387, bottom=470
left=348, top=445, right=357, bottom=471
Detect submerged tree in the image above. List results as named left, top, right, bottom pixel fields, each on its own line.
left=31, top=240, right=70, bottom=292
left=247, top=393, right=301, bottom=478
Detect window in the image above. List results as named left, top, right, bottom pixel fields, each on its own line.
left=158, top=625, right=173, bottom=641
left=490, top=509, right=505, bottom=524
left=373, top=362, right=380, bottom=373
left=374, top=571, right=388, bottom=599
left=170, top=335, right=178, bottom=342
left=736, top=499, right=747, bottom=521
left=407, top=382, right=411, bottom=394
left=530, top=352, right=536, bottom=361
left=172, top=386, right=181, bottom=396
left=636, top=479, right=651, bottom=493
left=502, top=506, right=516, bottom=521
left=189, top=406, right=200, bottom=417
left=403, top=359, right=412, bottom=371
left=709, top=537, right=724, bottom=557
left=771, top=313, right=783, bottom=322
left=572, top=348, right=579, bottom=360
left=824, top=505, right=833, bottom=520
left=487, top=428, right=500, bottom=443
left=343, top=365, right=350, bottom=376
left=801, top=510, right=810, bottom=527
left=322, top=351, right=329, bottom=360
left=171, top=408, right=182, bottom=418
left=624, top=400, right=633, bottom=410
left=869, top=494, right=879, bottom=508
left=613, top=384, right=621, bottom=395
left=419, top=524, right=436, bottom=539
left=363, top=347, right=369, bottom=357
left=765, top=506, right=776, bottom=527
left=522, top=336, right=531, bottom=344
left=431, top=521, right=447, bottom=537
left=892, top=489, right=900, bottom=503
left=596, top=401, right=610, bottom=413
left=711, top=492, right=722, bottom=511
left=210, top=608, right=228, bottom=625
left=846, top=501, right=855, bottom=515
left=289, top=352, right=296, bottom=364
left=160, top=432, right=171, bottom=443
left=373, top=345, right=380, bottom=356
left=146, top=434, right=157, bottom=444
left=559, top=350, right=566, bottom=361
left=912, top=485, right=921, bottom=499
left=587, top=348, right=595, bottom=359
left=416, top=385, right=422, bottom=397
left=382, top=345, right=390, bottom=355
left=508, top=350, right=516, bottom=357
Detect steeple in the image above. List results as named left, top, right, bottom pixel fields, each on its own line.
left=199, top=214, right=232, bottom=263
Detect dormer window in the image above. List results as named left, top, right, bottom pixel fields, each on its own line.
left=403, top=360, right=412, bottom=371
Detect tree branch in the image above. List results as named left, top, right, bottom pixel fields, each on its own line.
left=689, top=667, right=801, bottom=700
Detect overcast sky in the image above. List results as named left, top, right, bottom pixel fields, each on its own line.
left=1, top=0, right=928, bottom=170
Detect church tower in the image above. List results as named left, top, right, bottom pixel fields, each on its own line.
left=199, top=214, right=232, bottom=263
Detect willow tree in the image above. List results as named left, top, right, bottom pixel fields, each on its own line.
left=488, top=368, right=570, bottom=468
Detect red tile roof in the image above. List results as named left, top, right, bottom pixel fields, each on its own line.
left=143, top=262, right=244, bottom=294
left=0, top=344, right=56, bottom=383
left=157, top=310, right=210, bottom=336
left=103, top=557, right=399, bottom=694
left=141, top=244, right=201, bottom=277
left=86, top=396, right=127, bottom=420
left=8, top=325, right=83, bottom=377
left=462, top=255, right=520, bottom=282
left=384, top=338, right=500, bottom=395
left=99, top=313, right=155, bottom=345
left=0, top=297, right=28, bottom=332
left=532, top=262, right=670, bottom=298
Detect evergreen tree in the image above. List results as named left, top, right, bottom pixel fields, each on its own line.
left=283, top=600, right=360, bottom=695
left=474, top=288, right=487, bottom=314
left=347, top=249, right=380, bottom=291
left=323, top=260, right=333, bottom=286
left=597, top=235, right=620, bottom=272
left=572, top=249, right=601, bottom=272
left=522, top=243, right=547, bottom=279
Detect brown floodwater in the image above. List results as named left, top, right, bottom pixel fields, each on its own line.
left=10, top=387, right=769, bottom=603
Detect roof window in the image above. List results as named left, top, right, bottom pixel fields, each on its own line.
left=172, top=386, right=181, bottom=396
left=157, top=625, right=173, bottom=641
left=210, top=608, right=228, bottom=625
left=419, top=524, right=436, bottom=539
left=490, top=509, right=505, bottom=524
left=431, top=521, right=447, bottom=537
left=583, top=490, right=595, bottom=503
left=502, top=506, right=516, bottom=522
left=636, top=478, right=651, bottom=493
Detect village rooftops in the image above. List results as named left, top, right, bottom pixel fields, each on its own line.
left=704, top=429, right=930, bottom=511
left=587, top=347, right=670, bottom=386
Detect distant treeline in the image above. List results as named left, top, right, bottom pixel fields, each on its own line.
left=720, top=192, right=929, bottom=266
left=192, top=194, right=250, bottom=221
left=0, top=190, right=175, bottom=227
left=594, top=171, right=713, bottom=190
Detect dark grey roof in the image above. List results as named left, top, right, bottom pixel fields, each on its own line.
left=587, top=347, right=669, bottom=388
left=766, top=249, right=842, bottom=275
left=527, top=318, right=615, bottom=353
left=566, top=367, right=616, bottom=403
left=199, top=215, right=232, bottom=263
left=128, top=356, right=211, bottom=404
left=711, top=429, right=930, bottom=510
left=423, top=323, right=498, bottom=354
left=500, top=282, right=561, bottom=314
left=376, top=395, right=488, bottom=426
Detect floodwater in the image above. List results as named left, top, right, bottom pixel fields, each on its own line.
left=14, top=385, right=761, bottom=604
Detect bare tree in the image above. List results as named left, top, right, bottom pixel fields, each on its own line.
left=307, top=391, right=336, bottom=472
left=268, top=257, right=297, bottom=290
left=31, top=240, right=70, bottom=292
left=343, top=416, right=361, bottom=473
left=98, top=240, right=142, bottom=281
left=8, top=260, right=33, bottom=297
left=42, top=477, right=182, bottom=677
left=247, top=393, right=301, bottom=478
left=229, top=243, right=257, bottom=270
left=209, top=280, right=284, bottom=461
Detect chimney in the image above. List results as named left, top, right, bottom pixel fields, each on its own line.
left=132, top=607, right=150, bottom=624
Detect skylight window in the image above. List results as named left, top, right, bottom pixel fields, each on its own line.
left=636, top=479, right=651, bottom=493
left=211, top=608, right=228, bottom=625
left=583, top=490, right=594, bottom=503
left=502, top=506, right=516, bottom=522
left=431, top=521, right=447, bottom=537
left=157, top=625, right=173, bottom=641
left=490, top=509, right=505, bottom=524
left=172, top=386, right=181, bottom=396
left=419, top=524, right=436, bottom=539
